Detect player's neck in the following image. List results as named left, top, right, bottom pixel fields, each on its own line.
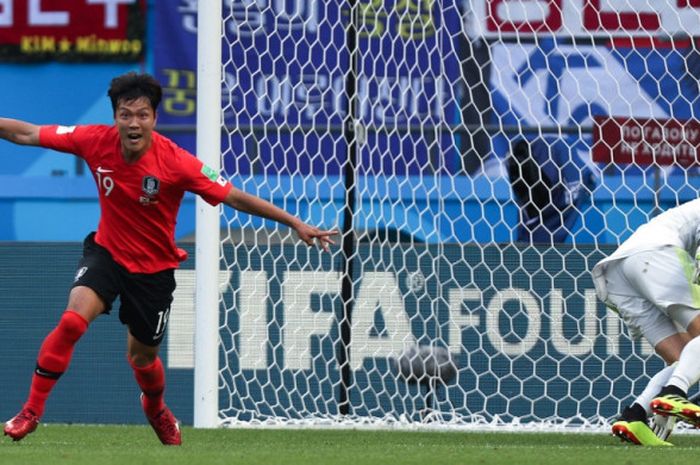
left=121, top=145, right=150, bottom=164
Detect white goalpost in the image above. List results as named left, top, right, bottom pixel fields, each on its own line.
left=194, top=0, right=700, bottom=430
left=194, top=0, right=222, bottom=428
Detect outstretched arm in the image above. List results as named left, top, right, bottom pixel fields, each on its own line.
left=223, top=186, right=338, bottom=251
left=0, top=118, right=41, bottom=146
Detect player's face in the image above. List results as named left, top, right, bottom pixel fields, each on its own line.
left=114, top=97, right=157, bottom=160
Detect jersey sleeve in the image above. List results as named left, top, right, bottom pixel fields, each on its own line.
left=173, top=147, right=233, bottom=206
left=39, top=125, right=102, bottom=160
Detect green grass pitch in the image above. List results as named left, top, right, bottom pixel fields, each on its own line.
left=0, top=425, right=698, bottom=465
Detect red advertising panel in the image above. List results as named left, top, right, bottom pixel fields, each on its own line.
left=0, top=0, right=146, bottom=61
left=592, top=116, right=700, bottom=167
left=481, top=0, right=698, bottom=37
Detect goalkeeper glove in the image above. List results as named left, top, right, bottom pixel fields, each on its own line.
left=651, top=414, right=677, bottom=441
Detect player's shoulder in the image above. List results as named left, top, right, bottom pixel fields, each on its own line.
left=154, top=132, right=198, bottom=162
left=72, top=124, right=114, bottom=135
left=82, top=125, right=120, bottom=149
left=152, top=131, right=201, bottom=175
left=83, top=124, right=112, bottom=131
left=40, top=124, right=117, bottom=155
left=62, top=124, right=116, bottom=144
left=153, top=131, right=187, bottom=154
left=43, top=123, right=112, bottom=137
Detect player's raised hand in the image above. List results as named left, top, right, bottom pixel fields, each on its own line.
left=294, top=223, right=338, bottom=252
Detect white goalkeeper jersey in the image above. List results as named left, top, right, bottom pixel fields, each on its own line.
left=603, top=197, right=700, bottom=263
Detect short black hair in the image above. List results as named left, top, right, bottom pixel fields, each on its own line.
left=108, top=72, right=162, bottom=114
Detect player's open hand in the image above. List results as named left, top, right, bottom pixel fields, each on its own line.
left=295, top=223, right=338, bottom=252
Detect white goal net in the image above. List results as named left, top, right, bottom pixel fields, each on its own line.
left=195, top=1, right=700, bottom=429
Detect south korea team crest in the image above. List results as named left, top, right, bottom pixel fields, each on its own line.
left=140, top=176, right=160, bottom=205
left=142, top=176, right=160, bottom=196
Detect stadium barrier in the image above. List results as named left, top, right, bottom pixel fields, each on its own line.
left=0, top=241, right=658, bottom=426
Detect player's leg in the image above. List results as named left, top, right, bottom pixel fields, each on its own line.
left=126, top=331, right=180, bottom=445
left=644, top=246, right=700, bottom=424
left=620, top=329, right=690, bottom=444
left=611, top=418, right=673, bottom=446
left=28, top=287, right=103, bottom=407
left=605, top=253, right=686, bottom=445
left=651, top=313, right=700, bottom=426
left=127, top=331, right=165, bottom=416
left=4, top=233, right=118, bottom=441
left=4, top=288, right=104, bottom=441
left=648, top=246, right=700, bottom=425
left=120, top=268, right=180, bottom=445
left=610, top=329, right=681, bottom=446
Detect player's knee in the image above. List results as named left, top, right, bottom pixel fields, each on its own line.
left=128, top=352, right=157, bottom=368
left=58, top=310, right=89, bottom=342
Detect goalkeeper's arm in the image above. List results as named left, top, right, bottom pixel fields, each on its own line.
left=0, top=118, right=41, bottom=146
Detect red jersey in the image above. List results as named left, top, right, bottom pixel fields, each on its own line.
left=40, top=124, right=232, bottom=273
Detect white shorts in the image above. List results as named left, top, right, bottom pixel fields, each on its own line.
left=594, top=246, right=700, bottom=346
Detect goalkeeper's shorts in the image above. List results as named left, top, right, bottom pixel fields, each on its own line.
left=598, top=246, right=700, bottom=346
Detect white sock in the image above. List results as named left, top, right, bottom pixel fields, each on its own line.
left=635, top=364, right=676, bottom=415
left=667, top=336, right=700, bottom=393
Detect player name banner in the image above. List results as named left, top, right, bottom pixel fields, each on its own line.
left=0, top=0, right=146, bottom=62
left=592, top=116, right=700, bottom=167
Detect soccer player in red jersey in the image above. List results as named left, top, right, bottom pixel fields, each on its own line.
left=0, top=72, right=337, bottom=445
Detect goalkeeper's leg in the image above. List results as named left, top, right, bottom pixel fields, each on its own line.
left=612, top=364, right=676, bottom=445
left=612, top=403, right=673, bottom=446
left=604, top=292, right=690, bottom=445
left=611, top=363, right=676, bottom=445
left=612, top=384, right=673, bottom=447
left=651, top=335, right=700, bottom=426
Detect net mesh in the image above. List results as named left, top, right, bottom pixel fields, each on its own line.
left=214, top=0, right=700, bottom=430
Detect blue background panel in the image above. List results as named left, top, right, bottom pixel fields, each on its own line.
left=0, top=172, right=697, bottom=244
